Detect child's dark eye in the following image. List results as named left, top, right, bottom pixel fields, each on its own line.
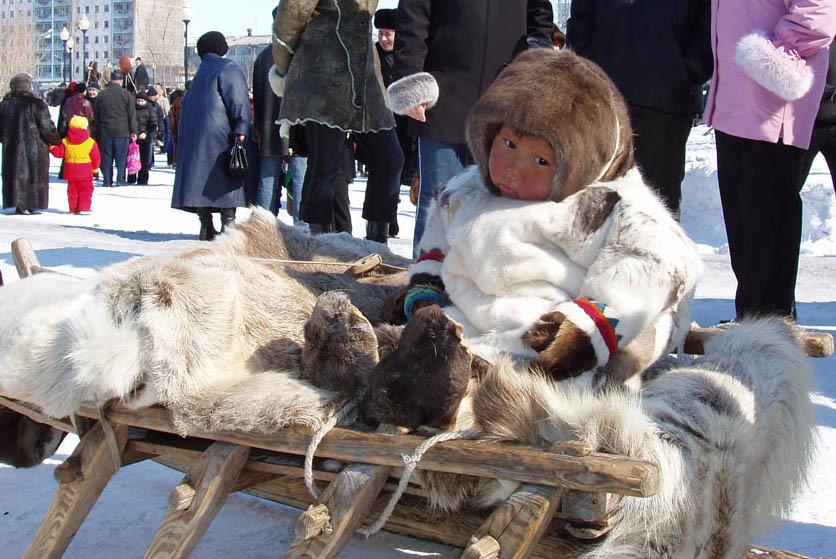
left=535, top=156, right=551, bottom=166
left=503, top=138, right=516, bottom=149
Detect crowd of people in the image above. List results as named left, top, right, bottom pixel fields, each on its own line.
left=0, top=0, right=834, bottom=323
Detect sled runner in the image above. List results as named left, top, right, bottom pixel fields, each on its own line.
left=1, top=238, right=831, bottom=559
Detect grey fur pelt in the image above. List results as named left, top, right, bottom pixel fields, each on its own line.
left=0, top=208, right=407, bottom=436
left=424, top=318, right=815, bottom=558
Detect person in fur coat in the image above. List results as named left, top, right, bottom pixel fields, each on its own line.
left=704, top=0, right=836, bottom=319
left=390, top=50, right=703, bottom=386
left=0, top=74, right=60, bottom=214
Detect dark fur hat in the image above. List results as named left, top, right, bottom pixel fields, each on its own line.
left=197, top=31, right=229, bottom=58
left=466, top=49, right=635, bottom=202
left=374, top=9, right=397, bottom=30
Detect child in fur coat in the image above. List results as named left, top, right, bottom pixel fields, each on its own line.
left=50, top=115, right=101, bottom=215
left=391, top=49, right=704, bottom=384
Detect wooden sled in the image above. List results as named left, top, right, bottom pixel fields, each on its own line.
left=1, top=238, right=831, bottom=559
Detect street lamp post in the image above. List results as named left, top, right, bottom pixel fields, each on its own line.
left=66, top=37, right=75, bottom=82
left=78, top=15, right=90, bottom=84
left=183, top=6, right=192, bottom=84
left=59, top=26, right=70, bottom=83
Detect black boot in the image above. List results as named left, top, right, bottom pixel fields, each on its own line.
left=197, top=210, right=217, bottom=241
left=365, top=221, right=389, bottom=244
left=219, top=208, right=236, bottom=234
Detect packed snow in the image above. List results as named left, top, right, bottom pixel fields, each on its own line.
left=0, top=125, right=834, bottom=558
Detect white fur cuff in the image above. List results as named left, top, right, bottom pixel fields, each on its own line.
left=554, top=301, right=611, bottom=368
left=386, top=72, right=439, bottom=115
left=735, top=32, right=814, bottom=101
left=269, top=65, right=285, bottom=98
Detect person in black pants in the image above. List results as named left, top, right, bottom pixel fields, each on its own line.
left=301, top=124, right=402, bottom=237
left=798, top=42, right=836, bottom=198
left=715, top=131, right=807, bottom=318
left=567, top=0, right=713, bottom=216
left=129, top=93, right=158, bottom=185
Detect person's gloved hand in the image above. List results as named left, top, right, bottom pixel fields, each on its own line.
left=523, top=299, right=618, bottom=380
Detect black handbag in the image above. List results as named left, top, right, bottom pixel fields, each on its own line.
left=228, top=136, right=249, bottom=177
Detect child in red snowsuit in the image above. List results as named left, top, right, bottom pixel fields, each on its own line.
left=50, top=115, right=101, bottom=214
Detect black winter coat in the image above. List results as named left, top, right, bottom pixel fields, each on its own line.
left=136, top=103, right=159, bottom=136
left=567, top=0, right=712, bottom=116
left=252, top=46, right=285, bottom=158
left=0, top=92, right=60, bottom=210
left=94, top=83, right=138, bottom=138
left=391, top=0, right=553, bottom=145
left=172, top=54, right=251, bottom=210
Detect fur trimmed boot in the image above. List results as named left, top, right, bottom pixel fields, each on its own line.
left=197, top=209, right=217, bottom=241
left=220, top=208, right=236, bottom=234
left=365, top=221, right=390, bottom=244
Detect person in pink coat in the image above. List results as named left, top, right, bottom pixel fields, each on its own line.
left=704, top=0, right=836, bottom=320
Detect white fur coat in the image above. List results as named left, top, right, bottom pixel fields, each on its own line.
left=411, top=166, right=703, bottom=364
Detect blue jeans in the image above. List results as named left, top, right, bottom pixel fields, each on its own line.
left=256, top=155, right=283, bottom=215
left=99, top=136, right=130, bottom=186
left=413, top=138, right=471, bottom=256
left=287, top=156, right=307, bottom=225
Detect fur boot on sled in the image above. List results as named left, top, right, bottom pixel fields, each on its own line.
left=420, top=318, right=816, bottom=558
left=0, top=208, right=408, bottom=464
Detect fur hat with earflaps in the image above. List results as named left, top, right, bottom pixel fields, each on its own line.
left=466, top=49, right=635, bottom=202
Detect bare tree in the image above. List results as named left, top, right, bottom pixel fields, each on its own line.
left=0, top=20, right=37, bottom=96
left=136, top=0, right=182, bottom=88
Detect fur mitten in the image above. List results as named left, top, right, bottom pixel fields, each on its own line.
left=523, top=299, right=618, bottom=379
left=386, top=72, right=439, bottom=115
left=268, top=65, right=285, bottom=97
left=736, top=32, right=814, bottom=101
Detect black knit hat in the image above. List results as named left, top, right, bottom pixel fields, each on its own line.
left=197, top=31, right=229, bottom=58
left=374, top=9, right=396, bottom=30
left=110, top=69, right=124, bottom=80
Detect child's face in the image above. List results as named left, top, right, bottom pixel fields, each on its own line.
left=488, top=124, right=555, bottom=201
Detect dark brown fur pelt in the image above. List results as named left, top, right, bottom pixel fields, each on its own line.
left=301, top=292, right=379, bottom=393
left=466, top=49, right=635, bottom=202
left=0, top=409, right=66, bottom=468
left=361, top=306, right=472, bottom=430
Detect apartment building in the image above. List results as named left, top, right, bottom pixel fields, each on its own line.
left=0, top=0, right=184, bottom=86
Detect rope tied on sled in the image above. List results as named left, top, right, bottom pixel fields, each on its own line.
left=304, top=397, right=361, bottom=499
left=358, top=427, right=483, bottom=538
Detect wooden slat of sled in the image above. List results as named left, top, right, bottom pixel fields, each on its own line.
left=23, top=422, right=128, bottom=559
left=685, top=326, right=833, bottom=358
left=11, top=237, right=39, bottom=279
left=144, top=442, right=250, bottom=559
left=284, top=424, right=405, bottom=559
left=66, top=404, right=658, bottom=498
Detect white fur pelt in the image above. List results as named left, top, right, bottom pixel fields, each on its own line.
left=427, top=318, right=815, bottom=558
left=0, top=208, right=407, bottom=434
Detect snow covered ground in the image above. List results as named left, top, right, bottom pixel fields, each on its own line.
left=0, top=126, right=834, bottom=558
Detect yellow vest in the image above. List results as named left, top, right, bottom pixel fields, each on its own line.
left=62, top=138, right=95, bottom=165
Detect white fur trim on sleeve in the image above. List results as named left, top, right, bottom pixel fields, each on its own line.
left=268, top=65, right=285, bottom=98
left=553, top=301, right=611, bottom=368
left=386, top=72, right=439, bottom=115
left=735, top=32, right=814, bottom=101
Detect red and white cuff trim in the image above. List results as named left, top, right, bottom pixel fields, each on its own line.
left=554, top=299, right=618, bottom=367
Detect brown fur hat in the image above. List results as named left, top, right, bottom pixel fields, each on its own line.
left=465, top=49, right=635, bottom=202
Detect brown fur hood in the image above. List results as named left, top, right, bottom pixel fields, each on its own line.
left=465, top=49, right=635, bottom=202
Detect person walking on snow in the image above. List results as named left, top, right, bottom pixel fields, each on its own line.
left=50, top=115, right=101, bottom=215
